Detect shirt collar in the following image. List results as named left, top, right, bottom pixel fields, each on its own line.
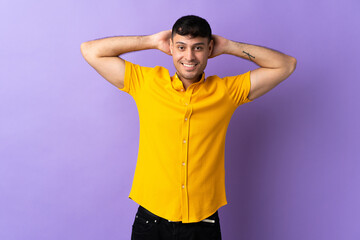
left=171, top=72, right=206, bottom=91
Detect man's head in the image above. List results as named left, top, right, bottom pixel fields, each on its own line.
left=171, top=15, right=212, bottom=43
left=170, top=15, right=213, bottom=83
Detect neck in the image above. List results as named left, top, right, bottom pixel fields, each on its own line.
left=176, top=73, right=203, bottom=90
left=176, top=73, right=203, bottom=83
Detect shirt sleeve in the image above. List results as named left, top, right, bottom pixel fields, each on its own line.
left=118, top=60, right=152, bottom=98
left=222, top=71, right=253, bottom=107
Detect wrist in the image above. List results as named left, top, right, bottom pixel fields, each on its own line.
left=139, top=35, right=157, bottom=50
left=224, top=40, right=240, bottom=55
left=144, top=34, right=157, bottom=49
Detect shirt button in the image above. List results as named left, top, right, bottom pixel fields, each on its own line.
left=182, top=162, right=185, bottom=166
left=184, top=102, right=188, bottom=106
left=183, top=140, right=186, bottom=143
left=182, top=185, right=185, bottom=189
left=185, top=117, right=188, bottom=121
left=181, top=89, right=184, bottom=91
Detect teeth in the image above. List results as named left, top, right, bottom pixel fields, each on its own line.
left=183, top=63, right=196, bottom=67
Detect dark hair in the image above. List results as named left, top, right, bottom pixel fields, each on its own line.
left=172, top=15, right=212, bottom=42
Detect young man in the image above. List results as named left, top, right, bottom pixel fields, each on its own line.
left=81, top=15, right=296, bottom=240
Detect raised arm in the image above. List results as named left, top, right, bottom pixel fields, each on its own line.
left=80, top=30, right=172, bottom=88
left=210, top=35, right=297, bottom=101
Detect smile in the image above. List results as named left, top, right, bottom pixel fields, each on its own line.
left=181, top=63, right=198, bottom=68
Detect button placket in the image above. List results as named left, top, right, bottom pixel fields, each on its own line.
left=180, top=86, right=194, bottom=222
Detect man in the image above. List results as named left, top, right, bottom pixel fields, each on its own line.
left=81, top=15, right=296, bottom=240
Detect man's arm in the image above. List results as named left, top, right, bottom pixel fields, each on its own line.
left=210, top=35, right=297, bottom=101
left=80, top=30, right=171, bottom=89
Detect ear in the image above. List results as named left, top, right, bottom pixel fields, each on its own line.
left=170, top=38, right=173, bottom=54
left=208, top=39, right=214, bottom=57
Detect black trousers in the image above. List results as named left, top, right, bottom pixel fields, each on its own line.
left=131, top=206, right=222, bottom=240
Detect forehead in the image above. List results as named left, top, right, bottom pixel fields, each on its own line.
left=172, top=34, right=209, bottom=45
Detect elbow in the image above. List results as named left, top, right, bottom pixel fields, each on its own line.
left=288, top=56, right=297, bottom=74
left=80, top=42, right=98, bottom=62
left=282, top=56, right=297, bottom=78
left=80, top=42, right=90, bottom=58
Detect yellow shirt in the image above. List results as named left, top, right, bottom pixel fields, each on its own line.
left=119, top=60, right=252, bottom=223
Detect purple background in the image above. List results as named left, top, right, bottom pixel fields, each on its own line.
left=1, top=0, right=359, bottom=239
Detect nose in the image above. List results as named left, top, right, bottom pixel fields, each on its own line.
left=185, top=49, right=195, bottom=61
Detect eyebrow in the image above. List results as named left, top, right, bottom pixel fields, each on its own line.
left=175, top=42, right=206, bottom=46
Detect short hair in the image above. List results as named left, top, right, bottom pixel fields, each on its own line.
left=172, top=15, right=212, bottom=42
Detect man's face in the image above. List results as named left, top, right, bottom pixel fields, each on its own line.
left=170, top=34, right=213, bottom=82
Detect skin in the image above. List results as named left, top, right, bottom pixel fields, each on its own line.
left=80, top=29, right=296, bottom=100
left=169, top=34, right=213, bottom=89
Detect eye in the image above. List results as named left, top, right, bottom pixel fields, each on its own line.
left=177, top=46, right=185, bottom=50
left=195, top=46, right=203, bottom=51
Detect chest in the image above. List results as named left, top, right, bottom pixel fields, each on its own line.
left=135, top=77, right=236, bottom=129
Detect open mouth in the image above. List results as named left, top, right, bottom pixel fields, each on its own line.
left=181, top=63, right=198, bottom=69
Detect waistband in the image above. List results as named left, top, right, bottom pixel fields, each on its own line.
left=138, top=205, right=218, bottom=223
left=138, top=206, right=181, bottom=223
